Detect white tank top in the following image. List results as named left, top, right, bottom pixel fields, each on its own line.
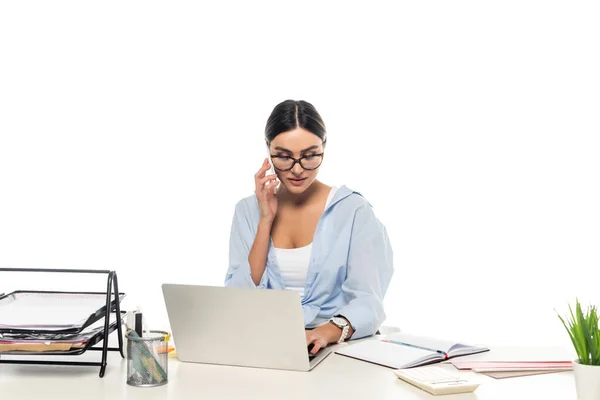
left=274, top=186, right=338, bottom=297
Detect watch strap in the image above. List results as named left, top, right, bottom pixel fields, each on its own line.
left=330, top=316, right=350, bottom=343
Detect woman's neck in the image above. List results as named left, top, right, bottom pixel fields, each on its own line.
left=278, top=180, right=327, bottom=208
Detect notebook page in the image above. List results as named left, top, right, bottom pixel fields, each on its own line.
left=336, top=340, right=438, bottom=369
left=384, top=332, right=457, bottom=353
left=449, top=342, right=489, bottom=356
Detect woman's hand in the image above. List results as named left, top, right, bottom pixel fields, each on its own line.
left=306, top=323, right=344, bottom=355
left=305, top=329, right=330, bottom=355
left=306, top=318, right=356, bottom=354
left=254, top=158, right=279, bottom=225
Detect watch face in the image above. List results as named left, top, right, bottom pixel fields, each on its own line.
left=332, top=317, right=347, bottom=327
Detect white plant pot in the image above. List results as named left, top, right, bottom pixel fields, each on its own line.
left=573, top=360, right=600, bottom=400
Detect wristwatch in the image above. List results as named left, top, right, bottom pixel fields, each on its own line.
left=329, top=316, right=350, bottom=343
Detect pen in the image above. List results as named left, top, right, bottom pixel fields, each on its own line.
left=158, top=345, right=175, bottom=354
left=381, top=339, right=448, bottom=359
left=135, top=312, right=143, bottom=337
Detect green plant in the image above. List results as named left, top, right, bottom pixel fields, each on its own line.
left=557, top=299, right=600, bottom=365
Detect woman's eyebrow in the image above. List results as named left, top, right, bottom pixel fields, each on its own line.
left=273, top=146, right=293, bottom=154
left=273, top=145, right=320, bottom=154
left=300, top=145, right=320, bottom=153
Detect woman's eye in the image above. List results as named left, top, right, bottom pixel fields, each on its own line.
left=304, top=155, right=317, bottom=160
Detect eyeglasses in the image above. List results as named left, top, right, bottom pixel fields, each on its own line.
left=270, top=153, right=324, bottom=171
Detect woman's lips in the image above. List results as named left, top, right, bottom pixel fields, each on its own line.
left=288, top=178, right=306, bottom=186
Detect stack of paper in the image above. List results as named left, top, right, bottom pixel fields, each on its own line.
left=0, top=313, right=121, bottom=352
left=451, top=361, right=572, bottom=378
left=447, top=346, right=575, bottom=379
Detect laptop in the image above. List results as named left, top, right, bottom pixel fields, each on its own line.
left=161, top=284, right=332, bottom=371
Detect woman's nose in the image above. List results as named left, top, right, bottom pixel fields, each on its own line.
left=291, top=161, right=304, bottom=175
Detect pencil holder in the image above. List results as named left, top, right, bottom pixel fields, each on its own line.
left=126, top=330, right=169, bottom=387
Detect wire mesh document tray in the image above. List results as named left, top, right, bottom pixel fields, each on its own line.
left=0, top=268, right=126, bottom=377
left=0, top=290, right=126, bottom=334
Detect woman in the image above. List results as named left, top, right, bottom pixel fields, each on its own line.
left=225, top=100, right=393, bottom=355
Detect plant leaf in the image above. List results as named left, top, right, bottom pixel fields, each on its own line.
left=557, top=299, right=600, bottom=365
left=588, top=305, right=600, bottom=365
left=571, top=301, right=588, bottom=363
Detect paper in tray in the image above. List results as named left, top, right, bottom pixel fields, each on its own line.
left=0, top=291, right=125, bottom=333
left=0, top=311, right=125, bottom=354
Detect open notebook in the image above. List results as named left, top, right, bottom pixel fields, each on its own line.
left=336, top=332, right=489, bottom=369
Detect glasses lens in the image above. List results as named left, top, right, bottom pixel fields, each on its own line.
left=272, top=156, right=294, bottom=170
left=300, top=155, right=322, bottom=170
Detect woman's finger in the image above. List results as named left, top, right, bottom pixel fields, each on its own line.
left=259, top=174, right=278, bottom=185
left=259, top=180, right=278, bottom=198
left=310, top=341, right=322, bottom=354
left=267, top=180, right=279, bottom=193
left=263, top=178, right=278, bottom=194
left=254, top=159, right=271, bottom=180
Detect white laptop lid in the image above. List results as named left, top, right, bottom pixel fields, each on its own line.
left=162, top=284, right=317, bottom=371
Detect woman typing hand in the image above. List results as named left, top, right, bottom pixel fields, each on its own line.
left=306, top=317, right=355, bottom=355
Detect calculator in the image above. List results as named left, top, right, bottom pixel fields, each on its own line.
left=394, top=366, right=480, bottom=396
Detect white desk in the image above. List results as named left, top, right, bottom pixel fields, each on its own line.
left=0, top=345, right=577, bottom=400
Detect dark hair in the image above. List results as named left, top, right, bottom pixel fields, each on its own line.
left=265, top=100, right=327, bottom=145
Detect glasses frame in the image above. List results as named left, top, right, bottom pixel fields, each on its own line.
left=269, top=153, right=324, bottom=171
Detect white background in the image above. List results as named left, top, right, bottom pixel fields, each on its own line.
left=1, top=1, right=598, bottom=347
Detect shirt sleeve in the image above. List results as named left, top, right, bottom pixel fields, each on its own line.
left=224, top=200, right=269, bottom=289
left=335, top=203, right=394, bottom=339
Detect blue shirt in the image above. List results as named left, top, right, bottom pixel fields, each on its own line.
left=224, top=185, right=394, bottom=339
